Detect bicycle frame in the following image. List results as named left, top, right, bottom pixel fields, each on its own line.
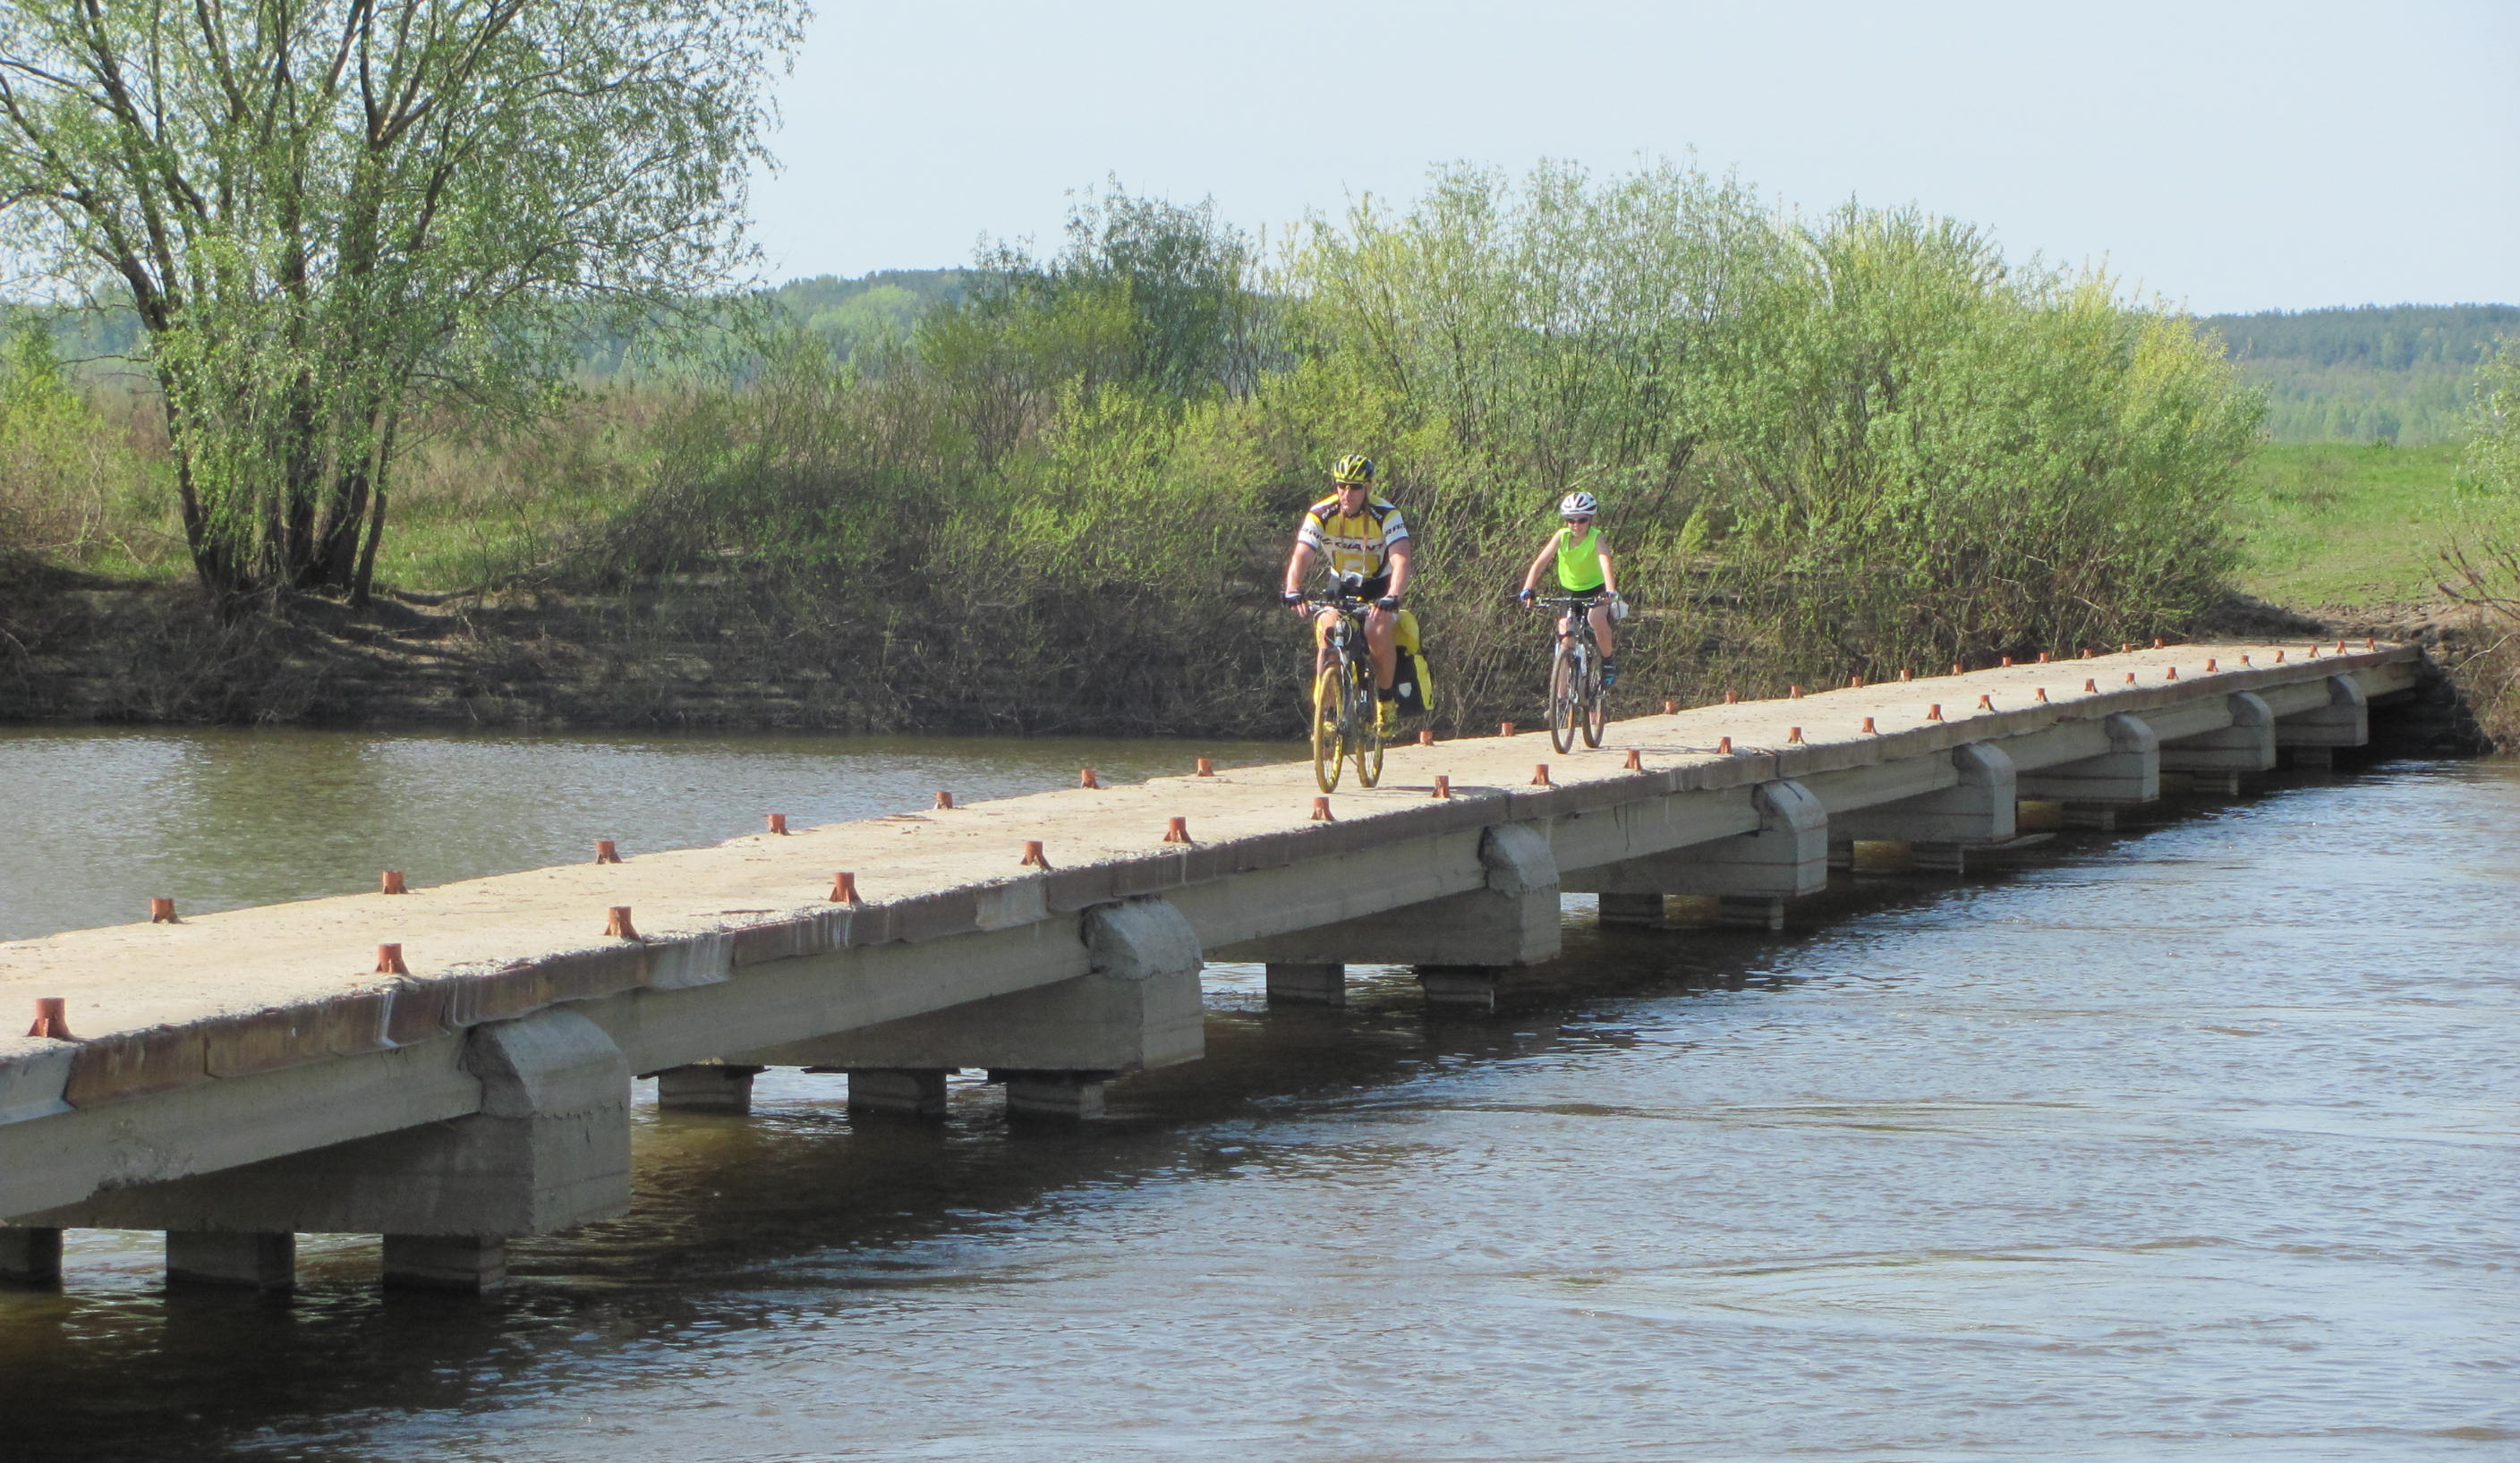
left=1536, top=595, right=1607, bottom=753
left=1305, top=590, right=1383, bottom=791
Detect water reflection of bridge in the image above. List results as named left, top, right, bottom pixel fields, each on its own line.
left=0, top=641, right=2420, bottom=1291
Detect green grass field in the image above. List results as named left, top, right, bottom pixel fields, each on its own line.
left=2227, top=441, right=2473, bottom=608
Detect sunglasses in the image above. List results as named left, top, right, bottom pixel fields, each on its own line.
left=1562, top=515, right=1594, bottom=524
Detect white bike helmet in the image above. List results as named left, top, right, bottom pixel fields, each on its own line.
left=1559, top=490, right=1598, bottom=517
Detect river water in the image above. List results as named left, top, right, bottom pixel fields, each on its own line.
left=0, top=727, right=2513, bottom=1461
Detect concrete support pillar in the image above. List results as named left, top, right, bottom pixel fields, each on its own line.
left=166, top=1230, right=294, bottom=1290
left=2277, top=675, right=2368, bottom=759
left=2287, top=744, right=2336, bottom=769
left=19, top=1009, right=634, bottom=1267
left=653, top=1064, right=766, bottom=1114
left=1718, top=895, right=1788, bottom=931
left=0, top=1226, right=63, bottom=1286
left=382, top=1235, right=507, bottom=1293
left=736, top=899, right=1206, bottom=1079
left=1596, top=893, right=1664, bottom=928
left=1264, top=962, right=1347, bottom=1007
left=1229, top=826, right=1562, bottom=972
left=1416, top=967, right=1501, bottom=1013
left=844, top=1068, right=949, bottom=1119
left=1563, top=780, right=1826, bottom=926
left=2018, top=713, right=2158, bottom=814
left=2160, top=693, right=2277, bottom=790
left=996, top=1071, right=1109, bottom=1120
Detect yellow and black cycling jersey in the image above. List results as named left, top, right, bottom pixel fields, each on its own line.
left=1296, top=495, right=1410, bottom=583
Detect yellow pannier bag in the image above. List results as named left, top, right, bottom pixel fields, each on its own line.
left=1393, top=608, right=1434, bottom=717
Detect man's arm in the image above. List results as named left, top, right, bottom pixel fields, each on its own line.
left=1282, top=542, right=1317, bottom=600
left=1383, top=539, right=1413, bottom=599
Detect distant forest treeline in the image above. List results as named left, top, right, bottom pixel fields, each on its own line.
left=2199, top=303, right=2520, bottom=446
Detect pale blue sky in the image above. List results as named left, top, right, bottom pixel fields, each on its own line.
left=750, top=0, right=2516, bottom=313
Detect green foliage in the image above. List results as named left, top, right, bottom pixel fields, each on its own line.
left=2201, top=304, right=2520, bottom=445
left=0, top=0, right=804, bottom=601
left=0, top=163, right=2284, bottom=734
left=0, top=326, right=165, bottom=570
left=2465, top=340, right=2520, bottom=500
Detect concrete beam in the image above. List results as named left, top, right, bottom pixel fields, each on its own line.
left=2015, top=713, right=2158, bottom=806
left=24, top=1009, right=631, bottom=1241
left=1829, top=744, right=2017, bottom=863
left=2158, top=693, right=2276, bottom=794
left=1219, top=826, right=1561, bottom=969
left=736, top=899, right=1205, bottom=1076
left=1562, top=780, right=1826, bottom=901
left=2277, top=675, right=2369, bottom=750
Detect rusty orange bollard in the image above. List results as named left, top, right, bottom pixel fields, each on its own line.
left=594, top=840, right=622, bottom=864
left=1786, top=727, right=1804, bottom=744
left=1860, top=717, right=1877, bottom=734
left=376, top=943, right=410, bottom=975
left=768, top=813, right=789, bottom=836
left=830, top=871, right=860, bottom=904
left=1926, top=703, right=1944, bottom=721
left=1019, top=840, right=1049, bottom=869
left=935, top=790, right=955, bottom=810
left=1432, top=776, right=1452, bottom=799
left=1080, top=768, right=1101, bottom=788
left=1499, top=721, right=1516, bottom=737
left=26, top=998, right=72, bottom=1041
left=1310, top=796, right=1333, bottom=821
left=1530, top=763, right=1553, bottom=786
left=1715, top=736, right=1733, bottom=753
left=605, top=906, right=638, bottom=940
left=1624, top=748, right=1645, bottom=770
left=380, top=870, right=408, bottom=895
left=1163, top=817, right=1192, bottom=845
left=1196, top=758, right=1215, bottom=777
left=149, top=897, right=178, bottom=923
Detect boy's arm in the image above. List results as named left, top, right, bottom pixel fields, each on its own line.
left=1518, top=533, right=1561, bottom=595
left=1596, top=541, right=1618, bottom=596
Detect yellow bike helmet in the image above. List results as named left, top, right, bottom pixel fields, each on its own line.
left=1331, top=453, right=1376, bottom=486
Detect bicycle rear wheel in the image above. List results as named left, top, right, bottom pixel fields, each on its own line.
left=1548, top=639, right=1579, bottom=754
left=1580, top=635, right=1606, bottom=748
left=1350, top=661, right=1383, bottom=787
left=1312, top=663, right=1346, bottom=793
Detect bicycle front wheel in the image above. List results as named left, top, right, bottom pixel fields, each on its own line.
left=1312, top=663, right=1346, bottom=794
left=1548, top=640, right=1579, bottom=754
left=1580, top=638, right=1606, bottom=749
left=1350, top=662, right=1383, bottom=788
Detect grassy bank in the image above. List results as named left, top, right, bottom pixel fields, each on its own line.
left=2227, top=441, right=2468, bottom=609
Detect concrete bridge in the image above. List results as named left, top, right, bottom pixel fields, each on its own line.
left=0, top=641, right=2421, bottom=1292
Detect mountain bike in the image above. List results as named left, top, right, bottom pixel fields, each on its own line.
left=1536, top=594, right=1608, bottom=753
left=1304, top=582, right=1384, bottom=793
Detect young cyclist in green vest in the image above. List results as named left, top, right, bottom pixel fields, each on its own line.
left=1515, top=490, right=1622, bottom=687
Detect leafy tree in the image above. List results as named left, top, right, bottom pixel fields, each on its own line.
left=0, top=0, right=802, bottom=603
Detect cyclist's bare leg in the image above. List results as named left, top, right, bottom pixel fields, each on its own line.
left=1363, top=605, right=1399, bottom=691
left=1589, top=601, right=1615, bottom=659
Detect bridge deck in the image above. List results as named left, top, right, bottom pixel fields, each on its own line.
left=0, top=639, right=2419, bottom=1222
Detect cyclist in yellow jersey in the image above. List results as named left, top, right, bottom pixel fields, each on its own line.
left=1281, top=453, right=1413, bottom=733
left=1516, top=489, right=1622, bottom=686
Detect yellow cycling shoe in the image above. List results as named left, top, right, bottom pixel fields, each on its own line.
left=1375, top=698, right=1399, bottom=736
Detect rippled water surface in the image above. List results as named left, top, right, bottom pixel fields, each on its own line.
left=1, top=728, right=2514, bottom=1461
